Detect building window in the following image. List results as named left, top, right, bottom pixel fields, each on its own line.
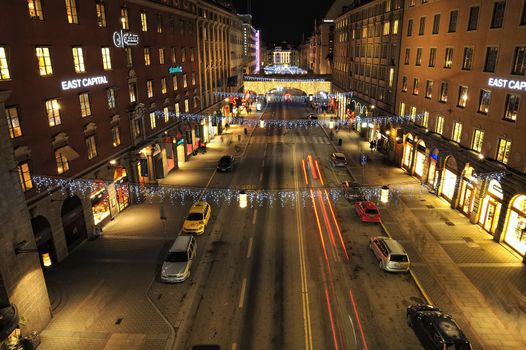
left=171, top=47, right=176, bottom=63
left=457, top=86, right=468, bottom=108
left=147, top=80, right=153, bottom=98
left=512, top=46, right=526, bottom=75
left=491, top=1, right=506, bottom=28
left=504, top=94, right=520, bottom=121
left=141, top=11, right=148, bottom=32
left=144, top=48, right=151, bottom=66
left=106, top=88, right=116, bottom=109
left=192, top=72, right=196, bottom=86
left=407, top=19, right=413, bottom=36
left=55, top=150, right=69, bottom=174
left=399, top=102, right=406, bottom=116
left=393, top=19, right=399, bottom=34
left=496, top=138, right=511, bottom=164
left=462, top=47, right=473, bottom=71
left=389, top=67, right=394, bottom=87
left=79, top=93, right=91, bottom=117
left=111, top=126, right=121, bottom=147
left=175, top=102, right=180, bottom=116
left=419, top=17, right=426, bottom=35
left=191, top=48, right=195, bottom=62
left=157, top=13, right=163, bottom=33
left=96, top=2, right=106, bottom=27
left=522, top=2, right=526, bottom=25
left=72, top=47, right=85, bottom=73
left=86, top=136, right=97, bottom=160
left=28, top=0, right=44, bottom=20
left=36, top=47, right=53, bottom=76
left=6, top=107, right=22, bottom=138
left=0, top=47, right=10, bottom=80
left=161, top=77, right=167, bottom=94
left=129, top=82, right=137, bottom=103
left=159, top=48, right=165, bottom=64
left=65, top=0, right=78, bottom=24
left=404, top=48, right=410, bottom=65
left=467, top=6, right=479, bottom=31
left=452, top=122, right=462, bottom=143
left=440, top=82, right=448, bottom=102
left=421, top=111, right=429, bottom=128
left=101, top=47, right=112, bottom=70
left=402, top=76, right=408, bottom=92
left=436, top=115, right=444, bottom=134
left=45, top=99, right=61, bottom=126
left=181, top=48, right=186, bottom=63
left=484, top=47, right=499, bottom=72
left=409, top=0, right=416, bottom=6
left=412, top=78, right=420, bottom=96
left=184, top=99, right=189, bottom=113
left=432, top=14, right=440, bottom=34
left=416, top=48, right=422, bottom=66
left=429, top=47, right=436, bottom=67
left=444, top=48, right=453, bottom=69
left=125, top=47, right=133, bottom=66
left=425, top=80, right=433, bottom=99
left=478, top=89, right=492, bottom=114
left=183, top=74, right=187, bottom=88
left=164, top=107, right=169, bottom=123
left=383, top=21, right=390, bottom=35
left=149, top=112, right=156, bottom=129
left=18, top=162, right=33, bottom=192
left=410, top=106, right=417, bottom=122
left=172, top=76, right=178, bottom=90
left=120, top=7, right=129, bottom=29
left=448, top=10, right=458, bottom=33
left=472, top=129, right=484, bottom=152
left=132, top=119, right=141, bottom=138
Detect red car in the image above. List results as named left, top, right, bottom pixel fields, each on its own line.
left=355, top=201, right=381, bottom=222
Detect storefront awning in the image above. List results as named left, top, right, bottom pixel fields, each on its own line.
left=0, top=305, right=19, bottom=341
left=57, top=145, right=80, bottom=161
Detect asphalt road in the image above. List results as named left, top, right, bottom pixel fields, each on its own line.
left=146, top=93, right=426, bottom=350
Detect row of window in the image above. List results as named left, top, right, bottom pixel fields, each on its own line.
left=404, top=45, right=526, bottom=75
left=399, top=103, right=513, bottom=165
left=407, top=1, right=526, bottom=38
left=401, top=78, right=521, bottom=122
left=28, top=0, right=194, bottom=35
left=0, top=45, right=195, bottom=80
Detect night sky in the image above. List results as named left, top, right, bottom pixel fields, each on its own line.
left=232, top=0, right=333, bottom=46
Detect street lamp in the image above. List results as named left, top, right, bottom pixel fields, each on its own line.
left=361, top=122, right=368, bottom=128
left=239, top=190, right=247, bottom=208
left=259, top=120, right=265, bottom=128
left=380, top=185, right=389, bottom=203
left=14, top=240, right=52, bottom=267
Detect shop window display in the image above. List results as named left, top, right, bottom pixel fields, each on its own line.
left=91, top=182, right=110, bottom=225
left=505, top=195, right=526, bottom=255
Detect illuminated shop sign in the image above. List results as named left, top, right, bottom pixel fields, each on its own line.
left=169, top=66, right=183, bottom=74
left=113, top=30, right=139, bottom=48
left=488, top=78, right=526, bottom=91
left=61, top=76, right=108, bottom=90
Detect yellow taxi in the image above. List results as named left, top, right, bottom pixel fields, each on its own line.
left=183, top=201, right=211, bottom=235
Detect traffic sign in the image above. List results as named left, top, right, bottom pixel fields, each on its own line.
left=360, top=154, right=368, bottom=166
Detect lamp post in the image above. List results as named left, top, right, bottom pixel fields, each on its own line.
left=380, top=185, right=390, bottom=204
left=239, top=190, right=248, bottom=208
left=14, top=240, right=52, bottom=267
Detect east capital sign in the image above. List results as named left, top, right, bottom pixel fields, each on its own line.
left=488, top=77, right=526, bottom=92
left=61, top=76, right=108, bottom=90
left=113, top=30, right=139, bottom=48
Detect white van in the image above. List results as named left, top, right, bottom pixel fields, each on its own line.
left=161, top=235, right=196, bottom=283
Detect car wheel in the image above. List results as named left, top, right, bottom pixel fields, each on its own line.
left=379, top=260, right=384, bottom=270
left=407, top=314, right=412, bottom=327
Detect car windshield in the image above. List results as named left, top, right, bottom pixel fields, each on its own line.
left=187, top=213, right=203, bottom=221
left=390, top=254, right=408, bottom=262
left=365, top=209, right=378, bottom=215
left=165, top=251, right=188, bottom=263
left=220, top=157, right=231, bottom=163
left=446, top=344, right=471, bottom=350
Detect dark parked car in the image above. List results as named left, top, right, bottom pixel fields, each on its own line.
left=217, top=155, right=235, bottom=172
left=407, top=304, right=473, bottom=350
left=307, top=113, right=318, bottom=119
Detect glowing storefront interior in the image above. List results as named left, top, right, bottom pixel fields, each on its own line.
left=441, top=156, right=457, bottom=202
left=504, top=195, right=526, bottom=255
left=414, top=140, right=426, bottom=178
left=478, top=179, right=502, bottom=234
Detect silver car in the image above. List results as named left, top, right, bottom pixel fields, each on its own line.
left=369, top=236, right=410, bottom=272
left=330, top=152, right=347, bottom=167
left=161, top=235, right=196, bottom=283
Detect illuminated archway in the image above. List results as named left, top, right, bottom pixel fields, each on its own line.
left=478, top=179, right=503, bottom=235
left=503, top=194, right=526, bottom=255
left=61, top=196, right=88, bottom=250
left=440, top=155, right=458, bottom=202
left=458, top=164, right=477, bottom=216
left=30, top=215, right=56, bottom=266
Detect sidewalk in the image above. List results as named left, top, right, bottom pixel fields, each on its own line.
left=323, top=121, right=526, bottom=349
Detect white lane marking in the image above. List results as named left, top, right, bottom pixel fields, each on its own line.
left=348, top=314, right=358, bottom=344
left=259, top=173, right=263, bottom=182
left=238, top=278, right=247, bottom=308
left=252, top=209, right=258, bottom=224
left=231, top=343, right=237, bottom=350
left=246, top=237, right=253, bottom=259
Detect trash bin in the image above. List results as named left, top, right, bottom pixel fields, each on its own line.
left=338, top=138, right=342, bottom=146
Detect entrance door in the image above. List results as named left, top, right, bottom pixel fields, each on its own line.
left=484, top=201, right=497, bottom=233
left=462, top=187, right=474, bottom=215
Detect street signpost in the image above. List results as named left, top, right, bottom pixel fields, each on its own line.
left=360, top=153, right=367, bottom=183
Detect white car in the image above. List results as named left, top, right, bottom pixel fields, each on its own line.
left=369, top=236, right=410, bottom=272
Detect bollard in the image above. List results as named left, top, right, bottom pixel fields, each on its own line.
left=338, top=138, right=342, bottom=146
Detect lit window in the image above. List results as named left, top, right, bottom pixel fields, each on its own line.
left=161, top=77, right=167, bottom=94
left=112, top=126, right=121, bottom=147
left=404, top=48, right=410, bottom=65
left=150, top=112, right=156, bottom=129
left=0, top=47, right=11, bottom=80
left=65, top=0, right=78, bottom=24
left=79, top=93, right=91, bottom=117
left=410, top=106, right=417, bottom=122
left=45, top=99, right=61, bottom=126
left=106, top=88, right=116, bottom=109
left=472, top=129, right=484, bottom=153
left=173, top=76, right=178, bottom=90
left=413, top=77, right=419, bottom=95
left=72, top=47, right=86, bottom=73
left=425, top=80, right=433, bottom=99
left=421, top=111, right=429, bottom=128
left=141, top=11, right=148, bottom=32
left=184, top=99, right=189, bottom=112
left=383, top=21, right=390, bottom=35
left=6, top=107, right=22, bottom=138
left=440, top=82, right=448, bottom=102
left=496, top=138, right=511, bottom=164
left=121, top=8, right=129, bottom=29
left=129, top=82, right=137, bottom=103
left=157, top=13, right=163, bottom=33
left=429, top=48, right=436, bottom=67
left=402, top=76, right=408, bottom=92
left=478, top=90, right=491, bottom=114
left=55, top=150, right=69, bottom=174
left=504, top=94, right=520, bottom=121
left=125, top=47, right=133, bottom=66
left=393, top=19, right=399, bottom=34
left=388, top=68, right=394, bottom=87
left=86, top=136, right=97, bottom=160
left=144, top=48, right=151, bottom=65
left=28, top=0, right=44, bottom=20
left=96, top=2, right=106, bottom=27
left=511, top=47, right=525, bottom=75
left=444, top=48, right=453, bottom=69
left=191, top=48, right=195, bottom=62
left=164, top=107, right=169, bottom=123
left=452, top=122, right=462, bottom=143
left=183, top=74, right=187, bottom=88
left=175, top=103, right=180, bottom=116
left=36, top=47, right=53, bottom=76
left=101, top=47, right=112, bottom=70
left=399, top=102, right=406, bottom=117
left=462, top=47, right=473, bottom=71
left=491, top=1, right=506, bottom=28
left=18, top=162, right=33, bottom=192
left=132, top=119, right=141, bottom=138
left=192, top=72, right=196, bottom=86
left=159, top=48, right=165, bottom=64
left=484, top=47, right=499, bottom=73
left=436, top=116, right=444, bottom=135
left=171, top=47, right=176, bottom=63
left=457, top=86, right=468, bottom=108
left=147, top=80, right=153, bottom=98
left=181, top=48, right=186, bottom=63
